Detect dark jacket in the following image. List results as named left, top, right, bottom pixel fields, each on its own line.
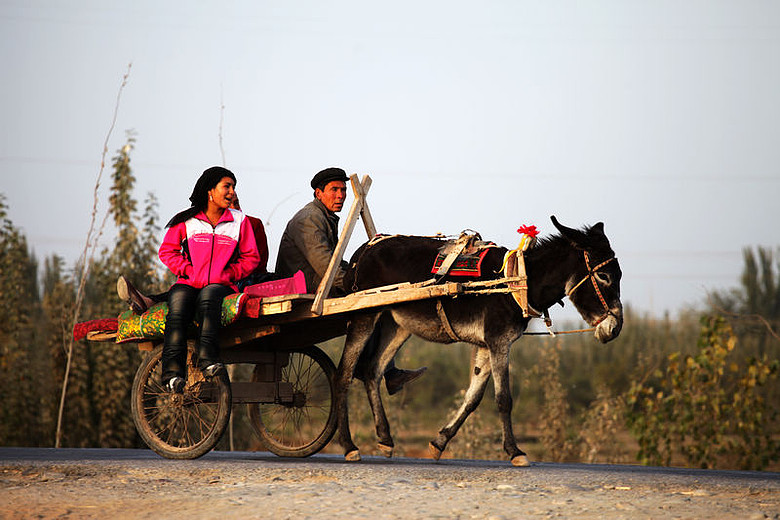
left=275, top=199, right=347, bottom=294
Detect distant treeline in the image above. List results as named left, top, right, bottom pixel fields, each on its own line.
left=0, top=138, right=777, bottom=470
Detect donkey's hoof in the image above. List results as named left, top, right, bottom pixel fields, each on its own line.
left=428, top=442, right=443, bottom=461
left=345, top=450, right=361, bottom=462
left=511, top=454, right=531, bottom=467
left=377, top=443, right=394, bottom=458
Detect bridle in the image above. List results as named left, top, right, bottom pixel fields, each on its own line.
left=566, top=251, right=617, bottom=326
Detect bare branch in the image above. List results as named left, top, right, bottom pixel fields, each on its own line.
left=707, top=297, right=780, bottom=342
left=264, top=192, right=299, bottom=226
left=55, top=63, right=132, bottom=448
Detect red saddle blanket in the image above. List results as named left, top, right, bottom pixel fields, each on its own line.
left=431, top=249, right=490, bottom=277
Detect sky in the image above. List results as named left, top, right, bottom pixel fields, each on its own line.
left=1, top=1, right=779, bottom=322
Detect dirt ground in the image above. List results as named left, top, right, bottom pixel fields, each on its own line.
left=1, top=448, right=779, bottom=519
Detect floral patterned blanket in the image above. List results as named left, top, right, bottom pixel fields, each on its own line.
left=114, top=292, right=247, bottom=343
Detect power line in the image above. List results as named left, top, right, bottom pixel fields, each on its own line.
left=2, top=156, right=779, bottom=184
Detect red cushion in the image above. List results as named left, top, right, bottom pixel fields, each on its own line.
left=72, top=318, right=118, bottom=341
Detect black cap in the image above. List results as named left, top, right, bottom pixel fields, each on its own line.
left=311, top=167, right=348, bottom=190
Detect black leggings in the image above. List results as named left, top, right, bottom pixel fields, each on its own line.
left=161, top=283, right=234, bottom=383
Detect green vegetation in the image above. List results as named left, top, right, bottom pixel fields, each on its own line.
left=626, top=316, right=779, bottom=470
left=0, top=144, right=777, bottom=470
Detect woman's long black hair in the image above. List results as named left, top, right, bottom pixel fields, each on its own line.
left=165, top=166, right=237, bottom=228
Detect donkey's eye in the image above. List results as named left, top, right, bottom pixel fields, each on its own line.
left=594, top=272, right=612, bottom=286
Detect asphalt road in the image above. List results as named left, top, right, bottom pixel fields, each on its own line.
left=1, top=447, right=778, bottom=519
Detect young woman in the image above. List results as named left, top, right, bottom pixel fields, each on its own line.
left=158, top=166, right=260, bottom=392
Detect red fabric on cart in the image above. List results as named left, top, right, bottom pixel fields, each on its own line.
left=243, top=297, right=264, bottom=318
left=72, top=318, right=118, bottom=341
left=242, top=271, right=308, bottom=319
left=243, top=270, right=306, bottom=297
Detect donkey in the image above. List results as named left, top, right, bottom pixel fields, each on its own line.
left=334, top=216, right=623, bottom=466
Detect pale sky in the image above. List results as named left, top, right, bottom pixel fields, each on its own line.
left=1, top=1, right=779, bottom=321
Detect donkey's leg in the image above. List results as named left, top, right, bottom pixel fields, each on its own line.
left=429, top=345, right=492, bottom=461
left=360, top=315, right=411, bottom=457
left=488, top=342, right=530, bottom=467
left=335, top=312, right=381, bottom=462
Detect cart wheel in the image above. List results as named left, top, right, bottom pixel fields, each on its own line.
left=131, top=343, right=231, bottom=459
left=248, top=346, right=337, bottom=457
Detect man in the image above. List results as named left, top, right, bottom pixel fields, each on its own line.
left=275, top=167, right=349, bottom=294
left=275, top=167, right=426, bottom=395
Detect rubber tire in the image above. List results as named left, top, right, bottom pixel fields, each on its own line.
left=248, top=346, right=337, bottom=458
left=131, top=343, right=231, bottom=459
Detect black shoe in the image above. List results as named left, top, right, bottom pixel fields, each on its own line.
left=385, top=366, right=427, bottom=396
left=202, top=363, right=226, bottom=378
left=165, top=376, right=185, bottom=394
left=117, top=276, right=149, bottom=315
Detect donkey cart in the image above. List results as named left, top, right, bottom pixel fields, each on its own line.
left=79, top=174, right=623, bottom=464
left=79, top=175, right=468, bottom=460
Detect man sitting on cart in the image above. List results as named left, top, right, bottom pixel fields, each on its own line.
left=275, top=167, right=426, bottom=395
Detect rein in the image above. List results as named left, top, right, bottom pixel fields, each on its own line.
left=565, top=251, right=617, bottom=326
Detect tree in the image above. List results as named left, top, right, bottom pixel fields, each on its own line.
left=0, top=194, right=46, bottom=445
left=85, top=133, right=146, bottom=447
left=53, top=133, right=165, bottom=448
left=710, top=246, right=780, bottom=356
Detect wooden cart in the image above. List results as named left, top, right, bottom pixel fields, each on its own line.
left=86, top=175, right=520, bottom=460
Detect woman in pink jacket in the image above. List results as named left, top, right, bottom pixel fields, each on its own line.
left=159, top=166, right=260, bottom=393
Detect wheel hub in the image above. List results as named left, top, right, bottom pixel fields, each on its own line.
left=292, top=391, right=307, bottom=408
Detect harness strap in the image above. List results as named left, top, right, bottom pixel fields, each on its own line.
left=542, top=309, right=556, bottom=337
left=503, top=248, right=541, bottom=319
left=436, top=299, right=461, bottom=342
left=434, top=234, right=471, bottom=282
left=566, top=253, right=615, bottom=298
left=566, top=252, right=616, bottom=326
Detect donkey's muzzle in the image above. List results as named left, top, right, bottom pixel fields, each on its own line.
left=594, top=305, right=623, bottom=343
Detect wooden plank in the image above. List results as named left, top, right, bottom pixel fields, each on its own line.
left=219, top=324, right=280, bottom=347
left=311, top=173, right=372, bottom=315
left=258, top=300, right=293, bottom=315
left=434, top=236, right=469, bottom=279
left=353, top=175, right=377, bottom=238
left=239, top=275, right=518, bottom=323
left=86, top=331, right=117, bottom=342
left=244, top=297, right=313, bottom=318
left=321, top=282, right=463, bottom=314
left=259, top=293, right=313, bottom=304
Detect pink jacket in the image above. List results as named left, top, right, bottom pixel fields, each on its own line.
left=159, top=209, right=260, bottom=291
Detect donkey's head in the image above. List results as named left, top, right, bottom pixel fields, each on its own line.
left=551, top=216, right=623, bottom=343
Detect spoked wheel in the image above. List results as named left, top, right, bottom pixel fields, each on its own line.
left=131, top=343, right=231, bottom=459
left=248, top=346, right=337, bottom=457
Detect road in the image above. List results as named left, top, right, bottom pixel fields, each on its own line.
left=1, top=447, right=778, bottom=519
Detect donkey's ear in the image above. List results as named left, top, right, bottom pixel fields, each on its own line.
left=550, top=215, right=586, bottom=247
